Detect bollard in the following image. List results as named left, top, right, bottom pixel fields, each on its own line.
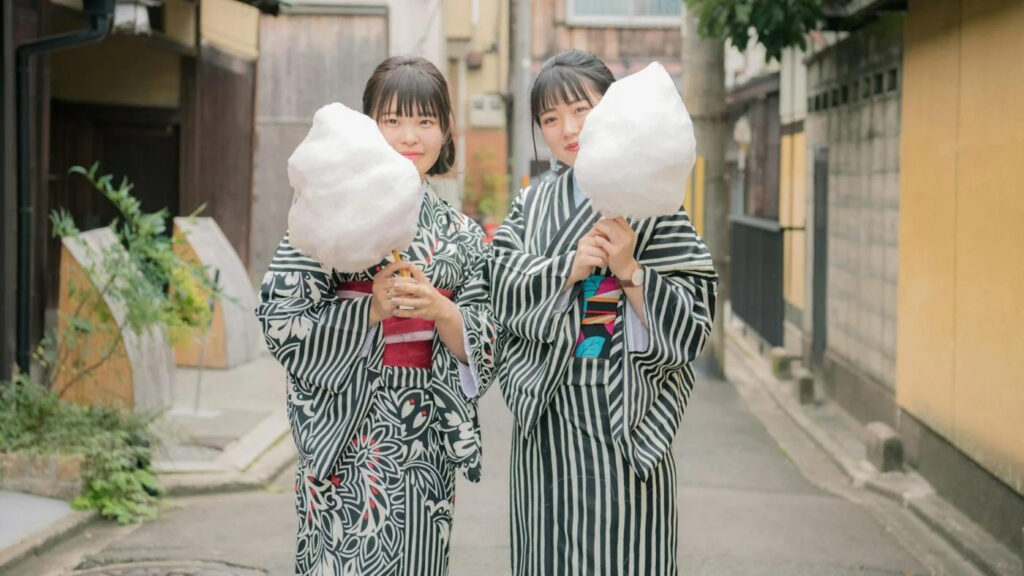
left=866, top=422, right=904, bottom=473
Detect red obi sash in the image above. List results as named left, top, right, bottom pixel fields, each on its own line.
left=337, top=281, right=455, bottom=369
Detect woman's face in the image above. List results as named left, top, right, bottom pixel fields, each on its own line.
left=537, top=85, right=603, bottom=167
left=378, top=98, right=444, bottom=180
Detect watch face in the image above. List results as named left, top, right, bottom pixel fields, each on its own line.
left=631, top=267, right=643, bottom=286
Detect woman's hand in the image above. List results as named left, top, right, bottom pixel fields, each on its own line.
left=369, top=260, right=413, bottom=326
left=592, top=217, right=638, bottom=280
left=390, top=264, right=460, bottom=323
left=566, top=230, right=609, bottom=290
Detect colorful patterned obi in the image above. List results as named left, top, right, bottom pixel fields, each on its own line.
left=337, top=281, right=455, bottom=369
left=574, top=274, right=622, bottom=360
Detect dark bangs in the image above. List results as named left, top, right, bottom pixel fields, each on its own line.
left=530, top=49, right=615, bottom=126
left=362, top=56, right=455, bottom=175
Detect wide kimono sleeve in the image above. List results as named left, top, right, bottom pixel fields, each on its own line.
left=489, top=189, right=575, bottom=343
left=609, top=212, right=719, bottom=482
left=255, top=235, right=379, bottom=480
left=453, top=215, right=499, bottom=399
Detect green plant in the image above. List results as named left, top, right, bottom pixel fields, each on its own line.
left=43, top=163, right=215, bottom=396
left=686, top=0, right=851, bottom=62
left=0, top=374, right=161, bottom=524
left=463, top=149, right=509, bottom=222
left=0, top=163, right=218, bottom=523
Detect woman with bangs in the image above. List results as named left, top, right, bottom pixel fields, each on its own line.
left=257, top=56, right=497, bottom=576
left=490, top=49, right=717, bottom=575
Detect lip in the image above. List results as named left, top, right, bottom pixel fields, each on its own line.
left=566, top=142, right=579, bottom=152
left=400, top=152, right=423, bottom=159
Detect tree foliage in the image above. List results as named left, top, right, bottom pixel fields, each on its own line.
left=686, top=0, right=844, bottom=62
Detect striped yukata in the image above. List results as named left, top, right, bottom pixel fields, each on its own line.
left=490, top=169, right=718, bottom=575
left=256, top=187, right=497, bottom=576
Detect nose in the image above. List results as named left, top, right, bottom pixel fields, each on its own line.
left=400, top=123, right=419, bottom=146
left=564, top=115, right=581, bottom=139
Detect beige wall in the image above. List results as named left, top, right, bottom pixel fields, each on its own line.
left=898, top=0, right=1024, bottom=494
left=52, top=0, right=196, bottom=48
left=201, top=0, right=260, bottom=60
left=465, top=0, right=508, bottom=96
left=49, top=37, right=181, bottom=107
left=164, top=0, right=197, bottom=47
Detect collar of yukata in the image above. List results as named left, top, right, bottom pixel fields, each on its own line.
left=417, top=180, right=429, bottom=207
left=570, top=171, right=585, bottom=208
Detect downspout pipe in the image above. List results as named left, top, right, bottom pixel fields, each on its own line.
left=15, top=1, right=113, bottom=374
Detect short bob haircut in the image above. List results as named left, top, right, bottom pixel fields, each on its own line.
left=362, top=56, right=455, bottom=176
left=530, top=49, right=615, bottom=127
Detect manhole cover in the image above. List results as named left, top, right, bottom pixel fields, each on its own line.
left=68, top=560, right=265, bottom=576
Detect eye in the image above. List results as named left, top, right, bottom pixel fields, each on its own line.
left=542, top=116, right=556, bottom=126
left=383, top=117, right=398, bottom=126
left=575, top=105, right=590, bottom=114
left=419, top=118, right=435, bottom=127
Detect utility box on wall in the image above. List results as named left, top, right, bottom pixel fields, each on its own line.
left=469, top=94, right=505, bottom=128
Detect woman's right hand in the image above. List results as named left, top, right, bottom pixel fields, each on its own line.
left=369, top=260, right=414, bottom=326
left=565, top=230, right=608, bottom=291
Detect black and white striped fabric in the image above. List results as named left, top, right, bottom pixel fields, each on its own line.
left=257, top=187, right=497, bottom=576
left=490, top=168, right=717, bottom=575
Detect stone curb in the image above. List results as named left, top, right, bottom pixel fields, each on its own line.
left=0, top=414, right=296, bottom=573
left=159, top=434, right=296, bottom=497
left=0, top=509, right=98, bottom=573
left=725, top=324, right=1022, bottom=576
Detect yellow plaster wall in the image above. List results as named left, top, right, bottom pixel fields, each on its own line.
left=899, top=0, right=1024, bottom=493
left=781, top=133, right=807, bottom=312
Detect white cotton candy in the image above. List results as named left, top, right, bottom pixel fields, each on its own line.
left=574, top=62, right=697, bottom=219
left=287, top=102, right=421, bottom=273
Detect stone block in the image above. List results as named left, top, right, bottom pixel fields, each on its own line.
left=866, top=421, right=903, bottom=472
left=28, top=454, right=54, bottom=478
left=794, top=368, right=816, bottom=405
left=0, top=452, right=23, bottom=478
left=0, top=452, right=86, bottom=500
left=770, top=347, right=801, bottom=380
left=56, top=454, right=85, bottom=482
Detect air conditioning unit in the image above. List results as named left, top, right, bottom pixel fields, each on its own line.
left=469, top=94, right=505, bottom=128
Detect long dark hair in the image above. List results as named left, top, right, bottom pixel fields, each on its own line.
left=362, top=56, right=456, bottom=176
left=530, top=49, right=615, bottom=127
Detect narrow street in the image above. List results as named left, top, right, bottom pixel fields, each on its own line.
left=7, top=362, right=981, bottom=576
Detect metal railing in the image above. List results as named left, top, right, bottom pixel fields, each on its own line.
left=730, top=215, right=785, bottom=347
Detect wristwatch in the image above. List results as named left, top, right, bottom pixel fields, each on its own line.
left=617, top=262, right=644, bottom=288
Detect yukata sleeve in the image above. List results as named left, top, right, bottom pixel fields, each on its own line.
left=611, top=212, right=719, bottom=481
left=489, top=190, right=575, bottom=343
left=256, top=235, right=376, bottom=392
left=453, top=217, right=499, bottom=399
left=255, top=235, right=378, bottom=480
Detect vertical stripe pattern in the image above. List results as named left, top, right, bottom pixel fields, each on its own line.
left=490, top=169, right=717, bottom=573
left=510, top=359, right=678, bottom=575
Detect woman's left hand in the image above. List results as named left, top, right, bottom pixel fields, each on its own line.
left=592, top=217, right=638, bottom=280
left=390, top=264, right=459, bottom=323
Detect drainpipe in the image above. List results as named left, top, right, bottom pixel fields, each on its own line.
left=15, top=0, right=114, bottom=374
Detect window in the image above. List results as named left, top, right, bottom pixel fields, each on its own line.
left=567, top=0, right=683, bottom=27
